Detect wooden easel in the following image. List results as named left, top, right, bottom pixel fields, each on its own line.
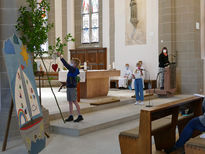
left=1, top=100, right=50, bottom=152
left=2, top=99, right=13, bottom=152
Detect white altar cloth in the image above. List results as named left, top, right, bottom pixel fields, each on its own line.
left=58, top=70, right=86, bottom=83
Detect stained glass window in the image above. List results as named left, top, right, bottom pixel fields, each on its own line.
left=82, top=0, right=90, bottom=14
left=82, top=29, right=90, bottom=43
left=83, top=14, right=90, bottom=29
left=81, top=0, right=99, bottom=44
left=92, top=0, right=99, bottom=13
left=92, top=28, right=99, bottom=42
left=92, top=13, right=98, bottom=28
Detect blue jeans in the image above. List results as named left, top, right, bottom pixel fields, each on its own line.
left=175, top=117, right=205, bottom=148
left=134, top=79, right=144, bottom=101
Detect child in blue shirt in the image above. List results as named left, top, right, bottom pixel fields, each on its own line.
left=58, top=53, right=83, bottom=122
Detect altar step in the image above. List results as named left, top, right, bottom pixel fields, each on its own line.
left=50, top=95, right=191, bottom=137
left=49, top=93, right=156, bottom=121
left=50, top=103, right=143, bottom=136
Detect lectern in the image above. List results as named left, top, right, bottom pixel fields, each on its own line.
left=147, top=63, right=176, bottom=97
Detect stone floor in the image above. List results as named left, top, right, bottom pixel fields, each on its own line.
left=41, top=88, right=135, bottom=114
left=50, top=94, right=192, bottom=137
left=0, top=93, right=192, bottom=154
left=0, top=120, right=167, bottom=154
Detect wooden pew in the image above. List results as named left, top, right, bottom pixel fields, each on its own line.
left=119, top=96, right=203, bottom=154
left=185, top=135, right=205, bottom=154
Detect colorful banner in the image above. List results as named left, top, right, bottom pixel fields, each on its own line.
left=3, top=34, right=46, bottom=154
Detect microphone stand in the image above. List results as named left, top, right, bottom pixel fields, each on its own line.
left=145, top=69, right=167, bottom=107
left=144, top=70, right=152, bottom=107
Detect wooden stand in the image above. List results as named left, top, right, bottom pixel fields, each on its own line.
left=35, top=71, right=44, bottom=105
left=2, top=100, right=50, bottom=152
left=147, top=63, right=176, bottom=97
left=2, top=100, right=13, bottom=152
left=185, top=136, right=205, bottom=154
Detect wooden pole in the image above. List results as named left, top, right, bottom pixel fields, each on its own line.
left=2, top=100, right=14, bottom=152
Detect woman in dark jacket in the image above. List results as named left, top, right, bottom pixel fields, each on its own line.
left=159, top=47, right=170, bottom=90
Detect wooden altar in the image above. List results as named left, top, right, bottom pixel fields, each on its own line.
left=80, top=70, right=120, bottom=98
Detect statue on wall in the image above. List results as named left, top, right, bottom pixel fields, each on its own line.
left=130, top=0, right=138, bottom=27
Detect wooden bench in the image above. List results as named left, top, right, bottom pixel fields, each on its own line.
left=185, top=135, right=205, bottom=154
left=119, top=96, right=203, bottom=154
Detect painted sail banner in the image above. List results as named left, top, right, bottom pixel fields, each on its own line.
left=3, top=34, right=46, bottom=154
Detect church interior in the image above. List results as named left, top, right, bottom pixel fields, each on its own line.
left=1, top=0, right=205, bottom=154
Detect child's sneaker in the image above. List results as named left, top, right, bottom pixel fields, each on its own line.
left=65, top=115, right=73, bottom=122
left=139, top=102, right=144, bottom=105
left=135, top=101, right=139, bottom=105
left=74, top=115, right=84, bottom=122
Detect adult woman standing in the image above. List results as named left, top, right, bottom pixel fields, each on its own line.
left=159, top=47, right=170, bottom=90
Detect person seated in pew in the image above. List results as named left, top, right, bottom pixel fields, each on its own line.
left=166, top=98, right=205, bottom=153
left=57, top=52, right=84, bottom=123
left=119, top=64, right=132, bottom=89
left=133, top=62, right=144, bottom=105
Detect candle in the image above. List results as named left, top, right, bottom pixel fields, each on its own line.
left=84, top=62, right=87, bottom=71
left=112, top=62, right=115, bottom=69
left=108, top=65, right=111, bottom=70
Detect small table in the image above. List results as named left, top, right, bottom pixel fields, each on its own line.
left=185, top=135, right=205, bottom=154
left=59, top=70, right=120, bottom=98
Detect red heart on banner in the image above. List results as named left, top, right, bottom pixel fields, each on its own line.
left=52, top=64, right=58, bottom=72
left=21, top=65, right=25, bottom=70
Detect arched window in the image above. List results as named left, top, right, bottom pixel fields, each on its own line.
left=81, top=0, right=99, bottom=44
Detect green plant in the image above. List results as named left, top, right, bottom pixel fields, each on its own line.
left=16, top=0, right=75, bottom=123
left=16, top=0, right=53, bottom=58
left=49, top=33, right=75, bottom=56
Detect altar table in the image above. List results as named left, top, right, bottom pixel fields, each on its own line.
left=80, top=70, right=120, bottom=98
left=58, top=70, right=120, bottom=98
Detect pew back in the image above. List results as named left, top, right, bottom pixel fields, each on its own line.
left=119, top=96, right=203, bottom=154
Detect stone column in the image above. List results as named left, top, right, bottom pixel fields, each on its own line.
left=62, top=0, right=68, bottom=60
left=159, top=0, right=203, bottom=94
left=48, top=0, right=56, bottom=50
left=109, top=0, right=115, bottom=64
left=0, top=0, right=25, bottom=140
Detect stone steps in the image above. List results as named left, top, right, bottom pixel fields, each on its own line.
left=50, top=103, right=143, bottom=136
left=49, top=93, right=156, bottom=121
left=50, top=95, right=192, bottom=137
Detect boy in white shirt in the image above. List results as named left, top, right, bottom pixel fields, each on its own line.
left=133, top=62, right=144, bottom=105
left=119, top=64, right=132, bottom=88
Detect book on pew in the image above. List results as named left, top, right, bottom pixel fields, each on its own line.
left=194, top=94, right=205, bottom=98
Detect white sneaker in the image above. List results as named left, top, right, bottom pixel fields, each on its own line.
left=139, top=102, right=144, bottom=105
left=135, top=101, right=139, bottom=105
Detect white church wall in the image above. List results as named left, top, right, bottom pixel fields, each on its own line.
left=102, top=0, right=110, bottom=68
left=114, top=0, right=159, bottom=80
